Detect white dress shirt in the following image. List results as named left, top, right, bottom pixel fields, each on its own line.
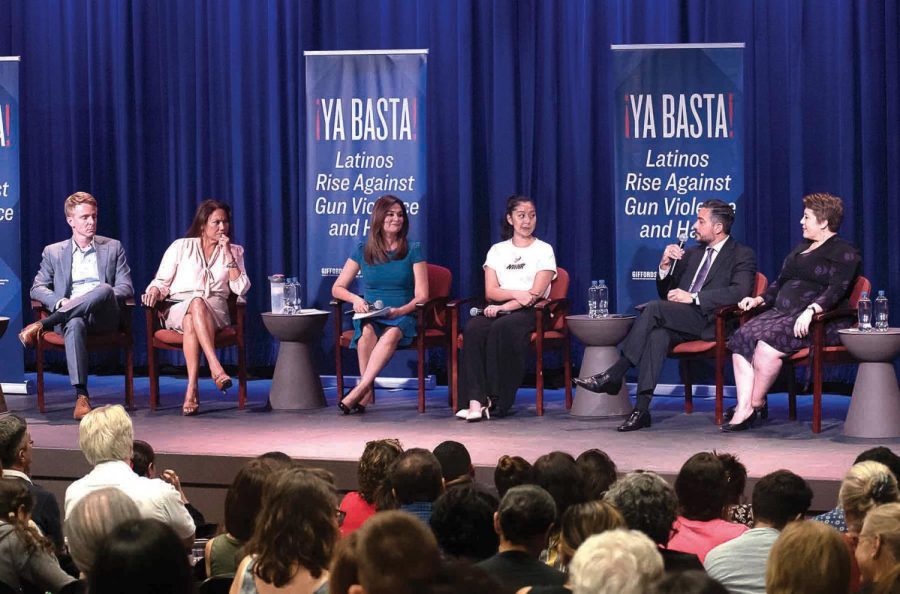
left=70, top=239, right=101, bottom=299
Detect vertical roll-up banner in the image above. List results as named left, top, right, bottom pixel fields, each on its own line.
left=612, top=44, right=744, bottom=313
left=0, top=57, right=26, bottom=393
left=305, top=50, right=427, bottom=379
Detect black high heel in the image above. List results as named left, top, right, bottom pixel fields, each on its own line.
left=725, top=401, right=768, bottom=422
left=352, top=403, right=366, bottom=414
left=722, top=409, right=758, bottom=432
left=337, top=401, right=352, bottom=415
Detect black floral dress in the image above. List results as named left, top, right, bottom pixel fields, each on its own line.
left=728, top=236, right=861, bottom=360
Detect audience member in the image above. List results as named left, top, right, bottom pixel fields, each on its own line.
left=328, top=531, right=359, bottom=594
left=430, top=485, right=499, bottom=562
left=650, top=571, right=729, bottom=594
left=348, top=510, right=441, bottom=594
left=205, top=456, right=291, bottom=578
left=232, top=466, right=338, bottom=594
left=88, top=518, right=193, bottom=594
left=704, top=469, right=813, bottom=594
left=815, top=447, right=900, bottom=532
left=258, top=451, right=293, bottom=464
left=340, top=438, right=403, bottom=536
left=433, top=440, right=475, bottom=488
left=0, top=480, right=79, bottom=593
left=0, top=414, right=63, bottom=551
left=568, top=530, right=664, bottom=594
left=855, top=503, right=900, bottom=594
left=64, top=487, right=140, bottom=578
left=63, top=405, right=195, bottom=546
left=668, top=452, right=748, bottom=562
left=131, top=439, right=208, bottom=535
left=495, top=455, right=533, bottom=498
left=433, top=560, right=503, bottom=594
left=766, top=520, right=850, bottom=594
left=716, top=452, right=753, bottom=526
left=476, top=485, right=566, bottom=591
left=604, top=471, right=703, bottom=572
left=389, top=448, right=444, bottom=523
left=575, top=449, right=617, bottom=501
left=533, top=452, right=586, bottom=567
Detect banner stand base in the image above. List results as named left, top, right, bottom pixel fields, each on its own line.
left=0, top=381, right=34, bottom=395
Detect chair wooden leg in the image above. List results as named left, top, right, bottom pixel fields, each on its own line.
left=679, top=361, right=693, bottom=414
left=450, top=343, right=459, bottom=413
left=786, top=363, right=798, bottom=421
left=335, top=342, right=344, bottom=401
left=125, top=346, right=135, bottom=411
left=36, top=343, right=46, bottom=414
left=714, top=357, right=724, bottom=426
left=417, top=340, right=426, bottom=413
left=147, top=345, right=159, bottom=412
left=563, top=337, right=573, bottom=410
left=238, top=344, right=248, bottom=410
left=535, top=340, right=544, bottom=416
left=812, top=358, right=823, bottom=434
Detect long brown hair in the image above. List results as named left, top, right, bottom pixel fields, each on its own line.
left=364, top=195, right=409, bottom=265
left=0, top=480, right=54, bottom=556
left=185, top=199, right=233, bottom=238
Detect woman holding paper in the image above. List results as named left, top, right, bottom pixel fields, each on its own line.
left=456, top=195, right=557, bottom=422
left=332, top=195, right=428, bottom=414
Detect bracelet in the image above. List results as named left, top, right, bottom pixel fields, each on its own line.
left=225, top=260, right=238, bottom=269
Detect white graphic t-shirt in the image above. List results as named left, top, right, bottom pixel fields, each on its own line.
left=484, top=238, right=557, bottom=299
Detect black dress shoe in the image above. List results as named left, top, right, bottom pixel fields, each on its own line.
left=724, top=402, right=768, bottom=422
left=722, top=409, right=758, bottom=432
left=573, top=371, right=623, bottom=395
left=617, top=409, right=651, bottom=432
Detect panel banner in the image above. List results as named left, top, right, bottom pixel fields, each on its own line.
left=0, top=57, right=24, bottom=387
left=304, top=50, right=427, bottom=378
left=612, top=44, right=744, bottom=312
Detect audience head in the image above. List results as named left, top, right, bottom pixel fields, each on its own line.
left=429, top=485, right=499, bottom=562
left=225, top=456, right=291, bottom=542
left=65, top=487, right=141, bottom=576
left=752, top=470, right=813, bottom=530
left=433, top=440, right=473, bottom=486
left=88, top=518, right=193, bottom=594
left=495, top=484, right=557, bottom=554
left=568, top=529, right=664, bottom=594
left=802, top=192, right=844, bottom=232
left=357, top=438, right=403, bottom=506
left=500, top=195, right=536, bottom=240
left=651, top=571, right=729, bottom=594
left=558, top=500, right=626, bottom=567
left=576, top=448, right=618, bottom=501
left=766, top=520, right=850, bottom=594
left=0, top=414, right=31, bottom=474
left=839, top=461, right=900, bottom=535
left=494, top=455, right=532, bottom=498
left=389, top=448, right=444, bottom=505
left=258, top=451, right=293, bottom=464
left=604, top=471, right=677, bottom=546
left=246, top=466, right=339, bottom=586
left=856, top=502, right=900, bottom=587
left=130, top=440, right=155, bottom=478
left=698, top=198, right=735, bottom=235
left=0, top=479, right=50, bottom=556
left=329, top=531, right=359, bottom=594
left=64, top=191, right=97, bottom=218
left=715, top=451, right=747, bottom=507
left=675, top=452, right=728, bottom=521
left=186, top=198, right=233, bottom=238
left=855, top=447, right=900, bottom=482
left=350, top=510, right=440, bottom=594
left=533, top=451, right=585, bottom=522
left=79, top=405, right=133, bottom=466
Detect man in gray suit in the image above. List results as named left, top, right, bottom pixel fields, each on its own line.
left=19, top=191, right=133, bottom=419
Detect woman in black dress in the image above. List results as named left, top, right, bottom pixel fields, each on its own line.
left=724, top=193, right=860, bottom=431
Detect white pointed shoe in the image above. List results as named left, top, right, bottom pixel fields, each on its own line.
left=466, top=407, right=490, bottom=422
left=455, top=408, right=469, bottom=419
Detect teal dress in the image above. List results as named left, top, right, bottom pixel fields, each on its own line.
left=350, top=241, right=424, bottom=348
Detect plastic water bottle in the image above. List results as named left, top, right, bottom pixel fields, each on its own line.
left=268, top=274, right=285, bottom=314
left=597, top=279, right=609, bottom=317
left=857, top=291, right=872, bottom=331
left=874, top=290, right=889, bottom=331
left=283, top=278, right=297, bottom=314
left=588, top=280, right=600, bottom=318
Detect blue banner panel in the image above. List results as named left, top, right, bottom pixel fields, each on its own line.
left=0, top=58, right=23, bottom=384
left=612, top=44, right=744, bottom=313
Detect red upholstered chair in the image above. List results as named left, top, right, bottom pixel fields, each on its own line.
left=448, top=267, right=573, bottom=416
left=144, top=294, right=247, bottom=410
left=785, top=275, right=871, bottom=433
left=331, top=263, right=453, bottom=413
left=668, top=272, right=768, bottom=424
left=31, top=298, right=135, bottom=412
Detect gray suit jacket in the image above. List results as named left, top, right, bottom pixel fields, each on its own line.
left=30, top=234, right=134, bottom=310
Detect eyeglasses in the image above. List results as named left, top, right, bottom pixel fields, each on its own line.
left=335, top=509, right=347, bottom=527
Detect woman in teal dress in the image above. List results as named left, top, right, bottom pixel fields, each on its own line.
left=331, top=195, right=428, bottom=413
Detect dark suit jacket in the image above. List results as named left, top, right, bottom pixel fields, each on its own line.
left=656, top=237, right=757, bottom=340
left=30, top=234, right=133, bottom=310
left=476, top=551, right=567, bottom=593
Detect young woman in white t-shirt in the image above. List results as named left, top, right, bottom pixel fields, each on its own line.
left=456, top=196, right=557, bottom=421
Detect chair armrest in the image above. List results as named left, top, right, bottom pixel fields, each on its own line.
left=812, top=307, right=855, bottom=324
left=446, top=296, right=482, bottom=310
left=713, top=304, right=742, bottom=318
left=30, top=299, right=49, bottom=321
left=416, top=296, right=450, bottom=331
left=535, top=297, right=570, bottom=332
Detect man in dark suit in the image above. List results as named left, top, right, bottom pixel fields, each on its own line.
left=574, top=199, right=757, bottom=431
left=19, top=191, right=133, bottom=419
left=0, top=415, right=63, bottom=551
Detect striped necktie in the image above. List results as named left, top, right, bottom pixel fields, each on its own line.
left=689, top=247, right=715, bottom=293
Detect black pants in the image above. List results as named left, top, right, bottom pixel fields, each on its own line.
left=458, top=309, right=535, bottom=414
left=620, top=299, right=708, bottom=410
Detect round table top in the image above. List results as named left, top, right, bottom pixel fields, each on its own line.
left=261, top=310, right=329, bottom=341
left=839, top=328, right=900, bottom=362
left=567, top=314, right=636, bottom=346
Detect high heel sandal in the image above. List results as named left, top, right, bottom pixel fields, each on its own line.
left=722, top=409, right=758, bottom=432
left=182, top=398, right=200, bottom=416
left=213, top=373, right=233, bottom=393
left=466, top=406, right=490, bottom=422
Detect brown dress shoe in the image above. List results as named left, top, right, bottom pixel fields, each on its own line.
left=74, top=395, right=92, bottom=420
left=18, top=322, right=44, bottom=348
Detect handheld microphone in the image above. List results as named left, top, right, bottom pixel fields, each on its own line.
left=470, top=307, right=511, bottom=317
left=346, top=299, right=384, bottom=314
left=670, top=232, right=690, bottom=275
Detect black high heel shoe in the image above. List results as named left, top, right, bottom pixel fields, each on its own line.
left=722, top=409, right=758, bottom=432
left=724, top=401, right=768, bottom=422
left=338, top=401, right=352, bottom=415
left=352, top=403, right=366, bottom=414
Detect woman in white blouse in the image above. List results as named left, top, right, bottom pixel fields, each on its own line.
left=142, top=200, right=250, bottom=415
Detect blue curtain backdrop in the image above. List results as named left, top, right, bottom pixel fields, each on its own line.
left=0, top=0, right=898, bottom=373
